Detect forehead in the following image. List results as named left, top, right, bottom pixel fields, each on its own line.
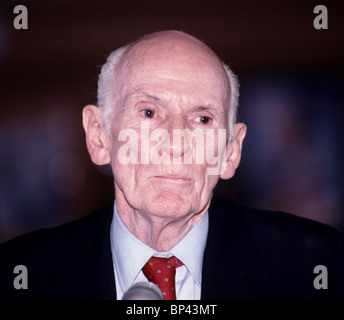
left=118, top=37, right=228, bottom=106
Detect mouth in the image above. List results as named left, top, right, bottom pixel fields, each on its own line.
left=152, top=174, right=192, bottom=183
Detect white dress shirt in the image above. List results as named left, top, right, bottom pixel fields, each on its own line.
left=110, top=201, right=209, bottom=300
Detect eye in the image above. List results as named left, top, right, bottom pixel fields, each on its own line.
left=196, top=115, right=212, bottom=125
left=141, top=109, right=155, bottom=118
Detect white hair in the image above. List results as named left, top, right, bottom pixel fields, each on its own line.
left=97, top=43, right=239, bottom=140
left=97, top=44, right=132, bottom=131
left=222, top=63, right=239, bottom=139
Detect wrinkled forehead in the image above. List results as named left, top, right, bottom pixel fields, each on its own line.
left=117, top=33, right=229, bottom=100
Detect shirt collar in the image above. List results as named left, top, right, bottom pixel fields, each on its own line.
left=170, top=210, right=208, bottom=287
left=110, top=201, right=209, bottom=293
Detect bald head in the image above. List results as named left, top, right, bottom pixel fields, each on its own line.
left=123, top=31, right=225, bottom=74
left=97, top=30, right=239, bottom=139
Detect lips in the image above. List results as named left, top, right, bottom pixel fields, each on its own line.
left=153, top=174, right=191, bottom=182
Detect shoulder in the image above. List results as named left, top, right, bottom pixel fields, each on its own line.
left=0, top=203, right=114, bottom=299
left=209, top=196, right=342, bottom=252
left=0, top=203, right=114, bottom=257
left=206, top=197, right=344, bottom=299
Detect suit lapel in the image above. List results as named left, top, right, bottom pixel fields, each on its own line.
left=201, top=199, right=265, bottom=300
left=56, top=204, right=117, bottom=300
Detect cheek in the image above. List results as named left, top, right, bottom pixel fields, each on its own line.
left=205, top=129, right=227, bottom=154
left=110, top=137, right=138, bottom=192
left=203, top=172, right=219, bottom=192
left=192, top=169, right=219, bottom=211
left=202, top=135, right=226, bottom=177
left=194, top=165, right=219, bottom=194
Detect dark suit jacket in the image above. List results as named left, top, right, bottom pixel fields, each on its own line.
left=0, top=197, right=343, bottom=300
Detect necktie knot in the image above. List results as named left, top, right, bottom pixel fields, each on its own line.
left=142, top=256, right=183, bottom=300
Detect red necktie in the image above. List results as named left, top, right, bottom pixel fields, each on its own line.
left=142, top=256, right=183, bottom=300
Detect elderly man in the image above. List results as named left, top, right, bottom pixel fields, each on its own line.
left=0, top=31, right=343, bottom=300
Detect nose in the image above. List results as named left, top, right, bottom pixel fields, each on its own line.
left=161, top=114, right=192, bottom=160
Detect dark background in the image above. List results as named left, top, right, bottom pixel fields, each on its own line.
left=0, top=0, right=343, bottom=243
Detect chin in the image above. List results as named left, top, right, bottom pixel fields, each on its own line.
left=146, top=192, right=194, bottom=218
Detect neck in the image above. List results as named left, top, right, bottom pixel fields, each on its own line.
left=115, top=190, right=209, bottom=252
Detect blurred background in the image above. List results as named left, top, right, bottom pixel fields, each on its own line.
left=0, top=0, right=343, bottom=243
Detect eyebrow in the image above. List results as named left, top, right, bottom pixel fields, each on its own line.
left=123, top=90, right=226, bottom=119
left=192, top=104, right=226, bottom=119
left=123, top=90, right=164, bottom=109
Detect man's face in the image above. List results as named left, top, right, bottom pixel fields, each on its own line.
left=107, top=39, right=230, bottom=219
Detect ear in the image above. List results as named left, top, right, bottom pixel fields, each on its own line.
left=220, top=122, right=247, bottom=180
left=82, top=105, right=111, bottom=165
